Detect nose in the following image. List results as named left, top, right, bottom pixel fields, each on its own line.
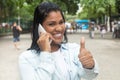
left=55, top=24, right=65, bottom=32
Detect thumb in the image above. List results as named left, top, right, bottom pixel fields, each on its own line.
left=80, top=37, right=85, bottom=52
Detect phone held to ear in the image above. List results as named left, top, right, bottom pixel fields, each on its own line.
left=38, top=24, right=52, bottom=43
left=38, top=24, right=46, bottom=35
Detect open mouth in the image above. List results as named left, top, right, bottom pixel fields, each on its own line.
left=53, top=33, right=62, bottom=39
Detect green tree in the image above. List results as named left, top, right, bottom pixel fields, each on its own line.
left=0, top=0, right=80, bottom=24
left=60, top=0, right=79, bottom=15
left=79, top=0, right=116, bottom=32
left=0, top=0, right=17, bottom=22
left=115, top=0, right=120, bottom=14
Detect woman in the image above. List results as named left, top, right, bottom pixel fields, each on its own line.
left=12, top=22, right=22, bottom=50
left=19, top=2, right=98, bottom=80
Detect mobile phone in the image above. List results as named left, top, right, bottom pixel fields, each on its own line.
left=38, top=24, right=46, bottom=35
left=38, top=24, right=52, bottom=43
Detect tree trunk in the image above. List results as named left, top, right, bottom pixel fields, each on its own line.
left=108, top=5, right=112, bottom=32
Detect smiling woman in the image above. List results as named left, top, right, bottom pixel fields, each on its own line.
left=18, top=1, right=99, bottom=80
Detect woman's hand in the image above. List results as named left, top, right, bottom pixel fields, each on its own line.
left=78, top=37, right=95, bottom=69
left=37, top=33, right=52, bottom=52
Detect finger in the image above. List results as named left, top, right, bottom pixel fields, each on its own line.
left=82, top=61, right=94, bottom=69
left=79, top=50, right=87, bottom=58
left=38, top=33, right=49, bottom=43
left=79, top=54, right=93, bottom=62
left=48, top=33, right=54, bottom=41
left=80, top=37, right=85, bottom=51
left=81, top=59, right=95, bottom=69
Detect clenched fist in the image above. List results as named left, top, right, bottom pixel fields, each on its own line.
left=78, top=37, right=95, bottom=69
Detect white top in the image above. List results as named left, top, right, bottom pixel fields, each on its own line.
left=19, top=43, right=99, bottom=80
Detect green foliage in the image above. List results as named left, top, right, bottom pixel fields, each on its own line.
left=116, top=0, right=120, bottom=14
left=78, top=0, right=116, bottom=19
left=61, top=0, right=80, bottom=15
left=78, top=12, right=88, bottom=19
left=0, top=0, right=80, bottom=23
left=0, top=0, right=117, bottom=23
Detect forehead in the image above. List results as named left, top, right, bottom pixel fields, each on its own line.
left=44, top=11, right=63, bottom=21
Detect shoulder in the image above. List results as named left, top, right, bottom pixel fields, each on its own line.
left=19, top=50, right=40, bottom=67
left=19, top=50, right=38, bottom=60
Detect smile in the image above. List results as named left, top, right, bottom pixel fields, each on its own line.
left=53, top=33, right=62, bottom=38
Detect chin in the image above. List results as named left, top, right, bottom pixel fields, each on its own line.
left=53, top=40, right=62, bottom=44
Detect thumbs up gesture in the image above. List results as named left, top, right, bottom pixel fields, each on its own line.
left=78, top=37, right=95, bottom=69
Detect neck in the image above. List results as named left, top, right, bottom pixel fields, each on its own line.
left=51, top=43, right=60, bottom=52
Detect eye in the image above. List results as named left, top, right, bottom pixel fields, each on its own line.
left=59, top=20, right=65, bottom=25
left=48, top=22, right=55, bottom=26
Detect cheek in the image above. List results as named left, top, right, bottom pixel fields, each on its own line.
left=45, top=27, right=53, bottom=33
left=62, top=24, right=66, bottom=32
left=63, top=28, right=66, bottom=34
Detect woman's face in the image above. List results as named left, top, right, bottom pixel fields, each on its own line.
left=42, top=11, right=65, bottom=44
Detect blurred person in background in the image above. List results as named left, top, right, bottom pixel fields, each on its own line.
left=100, top=24, right=107, bottom=38
left=11, top=22, right=22, bottom=50
left=88, top=22, right=95, bottom=39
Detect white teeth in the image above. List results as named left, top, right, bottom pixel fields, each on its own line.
left=54, top=34, right=62, bottom=37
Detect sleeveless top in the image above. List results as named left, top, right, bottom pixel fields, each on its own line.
left=13, top=26, right=20, bottom=38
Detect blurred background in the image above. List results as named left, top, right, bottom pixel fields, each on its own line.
left=0, top=0, right=120, bottom=80
left=0, top=0, right=120, bottom=36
